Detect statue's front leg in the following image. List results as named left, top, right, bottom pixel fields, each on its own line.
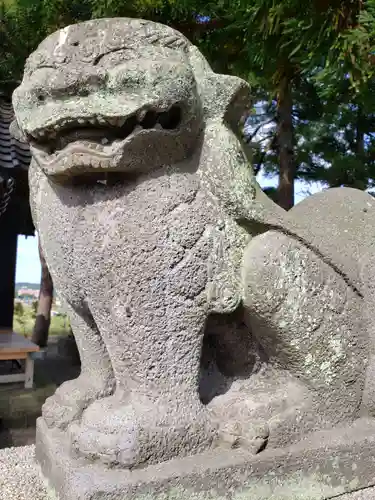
left=68, top=268, right=216, bottom=467
left=42, top=301, right=115, bottom=430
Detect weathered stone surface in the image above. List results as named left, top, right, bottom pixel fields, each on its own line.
left=3, top=442, right=375, bottom=500
left=35, top=417, right=375, bottom=500
left=13, top=16, right=259, bottom=469
left=12, top=16, right=375, bottom=500
left=242, top=230, right=366, bottom=448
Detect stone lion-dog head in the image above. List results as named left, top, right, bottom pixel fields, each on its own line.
left=12, top=18, right=252, bottom=186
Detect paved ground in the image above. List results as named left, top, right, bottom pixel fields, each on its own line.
left=1, top=443, right=375, bottom=500
left=0, top=445, right=52, bottom=500
left=0, top=335, right=79, bottom=449
left=0, top=336, right=78, bottom=499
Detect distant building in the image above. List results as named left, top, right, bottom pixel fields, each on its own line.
left=17, top=288, right=39, bottom=304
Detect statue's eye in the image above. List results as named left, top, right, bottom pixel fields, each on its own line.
left=94, top=49, right=136, bottom=67
left=32, top=85, right=48, bottom=103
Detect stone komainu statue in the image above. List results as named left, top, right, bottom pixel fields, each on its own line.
left=11, top=18, right=375, bottom=473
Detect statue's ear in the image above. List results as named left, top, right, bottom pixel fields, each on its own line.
left=188, top=45, right=252, bottom=130
left=9, top=119, right=28, bottom=143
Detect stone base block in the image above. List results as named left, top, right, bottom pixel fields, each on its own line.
left=36, top=417, right=375, bottom=500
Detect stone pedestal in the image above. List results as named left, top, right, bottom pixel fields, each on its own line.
left=36, top=417, right=375, bottom=500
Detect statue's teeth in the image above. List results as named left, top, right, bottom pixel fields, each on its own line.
left=154, top=123, right=163, bottom=130
left=97, top=116, right=106, bottom=124
left=107, top=117, right=117, bottom=126
left=137, top=109, right=147, bottom=122
left=89, top=118, right=96, bottom=125
left=117, top=118, right=126, bottom=127
left=78, top=118, right=85, bottom=124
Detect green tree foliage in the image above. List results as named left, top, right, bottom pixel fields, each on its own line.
left=14, top=300, right=24, bottom=317
left=0, top=0, right=93, bottom=89
left=170, top=0, right=375, bottom=206
left=296, top=79, right=375, bottom=191
left=14, top=300, right=26, bottom=332
left=251, top=72, right=375, bottom=194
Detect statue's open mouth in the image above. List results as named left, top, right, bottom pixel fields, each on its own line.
left=28, top=105, right=182, bottom=158
left=27, top=104, right=184, bottom=176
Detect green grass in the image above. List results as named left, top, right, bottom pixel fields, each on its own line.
left=13, top=304, right=70, bottom=337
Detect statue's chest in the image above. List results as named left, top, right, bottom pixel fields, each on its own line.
left=41, top=172, right=221, bottom=292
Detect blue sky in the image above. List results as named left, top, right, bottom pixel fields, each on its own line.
left=15, top=177, right=324, bottom=284
left=16, top=233, right=41, bottom=283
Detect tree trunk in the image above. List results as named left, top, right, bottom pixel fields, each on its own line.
left=32, top=239, right=53, bottom=348
left=276, top=76, right=295, bottom=210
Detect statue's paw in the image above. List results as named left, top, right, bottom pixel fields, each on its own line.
left=215, top=419, right=269, bottom=453
left=42, top=375, right=115, bottom=430
left=68, top=394, right=216, bottom=468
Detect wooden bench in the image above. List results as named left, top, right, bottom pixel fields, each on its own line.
left=0, top=329, right=40, bottom=388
